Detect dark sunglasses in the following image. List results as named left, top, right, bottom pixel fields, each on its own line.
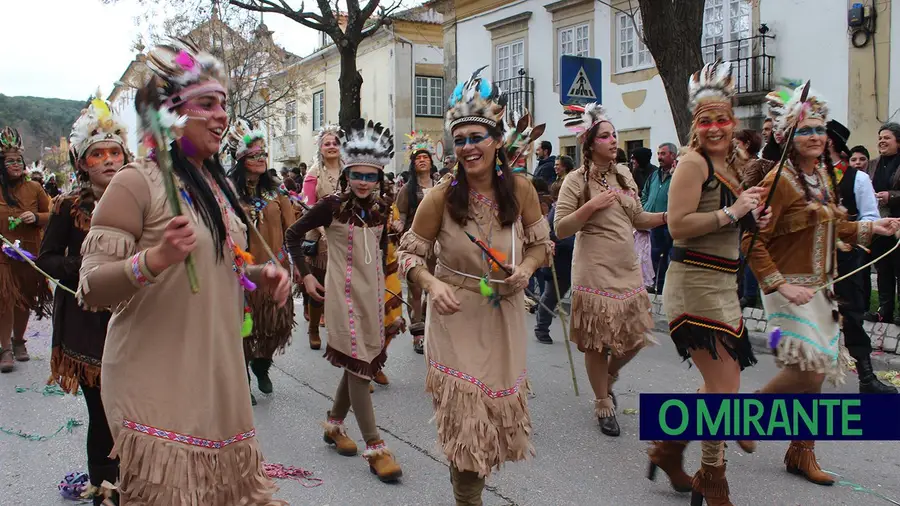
left=795, top=126, right=827, bottom=137
left=453, top=134, right=489, bottom=147
left=246, top=152, right=268, bottom=161
left=348, top=171, right=380, bottom=183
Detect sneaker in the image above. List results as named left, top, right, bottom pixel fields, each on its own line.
left=535, top=333, right=553, bottom=344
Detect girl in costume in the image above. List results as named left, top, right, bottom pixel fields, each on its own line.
left=395, top=130, right=438, bottom=354
left=77, top=39, right=290, bottom=505
left=647, top=61, right=767, bottom=506
left=397, top=68, right=550, bottom=505
left=554, top=104, right=665, bottom=437
left=0, top=126, right=51, bottom=372
left=39, top=98, right=129, bottom=505
left=286, top=118, right=403, bottom=483
left=223, top=118, right=296, bottom=404
left=741, top=86, right=899, bottom=488
left=300, top=124, right=343, bottom=350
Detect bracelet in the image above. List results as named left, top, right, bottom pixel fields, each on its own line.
left=130, top=252, right=153, bottom=287
left=662, top=212, right=668, bottom=225
left=722, top=206, right=738, bottom=224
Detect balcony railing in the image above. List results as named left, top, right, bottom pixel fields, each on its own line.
left=496, top=71, right=535, bottom=120
left=273, top=134, right=299, bottom=162
left=701, top=32, right=775, bottom=99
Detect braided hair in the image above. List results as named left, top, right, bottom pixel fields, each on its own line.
left=581, top=122, right=632, bottom=204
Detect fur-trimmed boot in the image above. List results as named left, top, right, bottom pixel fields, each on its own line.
left=250, top=358, right=273, bottom=394
left=690, top=463, right=733, bottom=506
left=363, top=439, right=402, bottom=482
left=784, top=441, right=834, bottom=486
left=322, top=417, right=358, bottom=456
left=450, top=465, right=485, bottom=506
left=410, top=321, right=425, bottom=354
left=308, top=305, right=323, bottom=350
left=647, top=441, right=692, bottom=493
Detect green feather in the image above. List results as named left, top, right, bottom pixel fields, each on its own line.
left=241, top=313, right=254, bottom=338
left=479, top=277, right=494, bottom=298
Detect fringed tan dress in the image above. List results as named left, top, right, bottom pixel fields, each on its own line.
left=398, top=177, right=551, bottom=478
left=78, top=160, right=283, bottom=505
left=554, top=163, right=655, bottom=356
left=286, top=194, right=390, bottom=379
left=0, top=180, right=52, bottom=317
left=301, top=164, right=340, bottom=302
left=242, top=186, right=296, bottom=358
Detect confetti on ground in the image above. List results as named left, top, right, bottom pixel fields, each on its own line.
left=876, top=371, right=900, bottom=388
left=0, top=418, right=82, bottom=441
left=622, top=408, right=638, bottom=415
left=15, top=383, right=79, bottom=396
left=263, top=463, right=323, bottom=487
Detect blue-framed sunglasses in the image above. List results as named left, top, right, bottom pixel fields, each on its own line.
left=348, top=171, right=380, bottom=183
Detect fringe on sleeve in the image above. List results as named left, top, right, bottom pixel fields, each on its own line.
left=398, top=230, right=434, bottom=279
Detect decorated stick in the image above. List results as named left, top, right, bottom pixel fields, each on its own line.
left=549, top=258, right=579, bottom=396
left=0, top=234, right=77, bottom=296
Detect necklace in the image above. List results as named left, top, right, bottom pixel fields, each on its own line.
left=324, top=166, right=340, bottom=195
left=802, top=172, right=820, bottom=188
left=591, top=163, right=614, bottom=189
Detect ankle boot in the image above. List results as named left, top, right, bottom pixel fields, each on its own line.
left=647, top=441, right=692, bottom=492
left=594, top=397, right=619, bottom=436
left=373, top=336, right=392, bottom=385
left=322, top=418, right=358, bottom=456
left=308, top=305, right=323, bottom=350
left=410, top=321, right=425, bottom=355
left=0, top=349, right=13, bottom=373
left=855, top=355, right=898, bottom=394
left=363, top=439, right=402, bottom=482
left=250, top=358, right=273, bottom=394
left=450, top=465, right=485, bottom=506
left=784, top=441, right=834, bottom=486
left=690, top=463, right=733, bottom=506
left=11, top=340, right=29, bottom=362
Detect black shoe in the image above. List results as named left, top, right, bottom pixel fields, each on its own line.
left=856, top=356, right=899, bottom=394
left=864, top=311, right=885, bottom=323
left=251, top=393, right=258, bottom=406
left=646, top=286, right=656, bottom=295
left=535, top=332, right=553, bottom=344
left=250, top=358, right=274, bottom=394
left=599, top=414, right=620, bottom=437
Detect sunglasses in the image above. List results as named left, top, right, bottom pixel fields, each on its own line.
left=246, top=152, right=268, bottom=161
left=453, top=134, right=489, bottom=147
left=795, top=126, right=827, bottom=137
left=348, top=171, right=380, bottom=183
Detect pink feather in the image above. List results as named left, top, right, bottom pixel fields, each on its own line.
left=175, top=50, right=196, bottom=71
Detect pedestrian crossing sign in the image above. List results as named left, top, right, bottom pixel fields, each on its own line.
left=560, top=55, right=602, bottom=105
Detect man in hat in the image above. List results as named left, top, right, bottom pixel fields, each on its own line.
left=827, top=119, right=897, bottom=394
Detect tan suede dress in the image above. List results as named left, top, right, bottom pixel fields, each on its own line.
left=0, top=180, right=52, bottom=316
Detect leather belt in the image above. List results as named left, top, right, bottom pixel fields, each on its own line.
left=670, top=246, right=740, bottom=274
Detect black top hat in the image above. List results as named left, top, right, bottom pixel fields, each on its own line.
left=826, top=120, right=850, bottom=156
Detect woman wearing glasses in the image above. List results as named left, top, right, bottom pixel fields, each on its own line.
left=224, top=119, right=296, bottom=405
left=286, top=118, right=403, bottom=483
left=0, top=126, right=51, bottom=372
left=398, top=69, right=550, bottom=505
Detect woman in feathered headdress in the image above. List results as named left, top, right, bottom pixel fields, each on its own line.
left=77, top=39, right=290, bottom=505
left=554, top=103, right=665, bottom=438
left=37, top=97, right=129, bottom=504
left=299, top=123, right=342, bottom=349
left=396, top=67, right=551, bottom=503
left=739, top=86, right=900, bottom=487
left=395, top=130, right=437, bottom=353
left=223, top=118, right=296, bottom=404
left=286, top=118, right=403, bottom=483
left=0, top=126, right=51, bottom=373
left=648, top=60, right=766, bottom=505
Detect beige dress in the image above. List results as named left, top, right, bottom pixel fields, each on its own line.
left=78, top=160, right=282, bottom=505
left=554, top=163, right=655, bottom=355
left=398, top=176, right=551, bottom=478
left=302, top=163, right=340, bottom=271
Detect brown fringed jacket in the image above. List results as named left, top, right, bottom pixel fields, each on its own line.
left=741, top=162, right=873, bottom=294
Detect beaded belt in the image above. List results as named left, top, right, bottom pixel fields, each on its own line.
left=670, top=246, right=740, bottom=274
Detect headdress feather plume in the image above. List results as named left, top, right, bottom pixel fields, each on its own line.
left=688, top=60, right=735, bottom=112
left=404, top=130, right=434, bottom=159
left=563, top=103, right=609, bottom=141
left=504, top=109, right=546, bottom=163
left=0, top=127, right=23, bottom=155
left=446, top=66, right=507, bottom=131
left=221, top=117, right=266, bottom=160
left=765, top=81, right=828, bottom=142
left=340, top=118, right=394, bottom=169
left=69, top=91, right=131, bottom=161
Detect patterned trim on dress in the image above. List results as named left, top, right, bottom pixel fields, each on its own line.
left=573, top=285, right=646, bottom=301
left=376, top=251, right=386, bottom=348
left=346, top=223, right=359, bottom=358
left=768, top=312, right=841, bottom=360
left=669, top=313, right=745, bottom=338
left=122, top=419, right=256, bottom=449
left=670, top=248, right=740, bottom=274
left=760, top=271, right=786, bottom=291
left=429, top=359, right=526, bottom=399
left=60, top=343, right=102, bottom=368
left=857, top=221, right=873, bottom=247
left=469, top=189, right=499, bottom=210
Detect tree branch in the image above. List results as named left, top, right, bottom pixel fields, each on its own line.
left=229, top=0, right=326, bottom=31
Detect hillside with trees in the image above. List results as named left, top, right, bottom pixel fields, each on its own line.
left=0, top=94, right=85, bottom=162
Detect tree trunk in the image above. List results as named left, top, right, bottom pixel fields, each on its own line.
left=337, top=42, right=363, bottom=132
left=637, top=0, right=705, bottom=145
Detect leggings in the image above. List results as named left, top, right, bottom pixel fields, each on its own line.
left=329, top=371, right=380, bottom=442
left=81, top=383, right=119, bottom=487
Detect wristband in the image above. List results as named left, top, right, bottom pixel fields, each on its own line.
left=722, top=206, right=738, bottom=224
left=662, top=212, right=668, bottom=225
left=130, top=252, right=153, bottom=287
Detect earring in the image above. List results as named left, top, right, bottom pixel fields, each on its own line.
left=495, top=151, right=503, bottom=178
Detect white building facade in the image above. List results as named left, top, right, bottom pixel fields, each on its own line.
left=438, top=0, right=897, bottom=165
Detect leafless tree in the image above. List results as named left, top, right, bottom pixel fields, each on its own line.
left=228, top=0, right=403, bottom=130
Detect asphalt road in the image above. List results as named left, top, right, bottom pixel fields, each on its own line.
left=1, top=302, right=899, bottom=506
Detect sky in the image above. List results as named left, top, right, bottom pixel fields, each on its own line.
left=0, top=0, right=383, bottom=101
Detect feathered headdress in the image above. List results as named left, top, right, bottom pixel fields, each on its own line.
left=504, top=110, right=546, bottom=164
left=404, top=130, right=434, bottom=159
left=446, top=66, right=507, bottom=131
left=145, top=38, right=228, bottom=111
left=688, top=60, right=735, bottom=114
left=0, top=127, right=23, bottom=156
left=563, top=103, right=610, bottom=141
left=314, top=124, right=342, bottom=166
left=69, top=93, right=130, bottom=161
left=221, top=117, right=266, bottom=160
left=765, top=83, right=828, bottom=143
left=340, top=118, right=394, bottom=169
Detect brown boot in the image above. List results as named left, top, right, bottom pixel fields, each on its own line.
left=373, top=336, right=392, bottom=385
left=0, top=349, right=13, bottom=373
left=784, top=441, right=834, bottom=486
left=736, top=440, right=757, bottom=453
left=363, top=440, right=402, bottom=482
left=322, top=418, right=358, bottom=456
left=11, top=340, right=29, bottom=362
left=308, top=305, right=323, bottom=350
left=690, top=463, right=733, bottom=506
left=647, top=441, right=692, bottom=493
left=450, top=465, right=485, bottom=506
